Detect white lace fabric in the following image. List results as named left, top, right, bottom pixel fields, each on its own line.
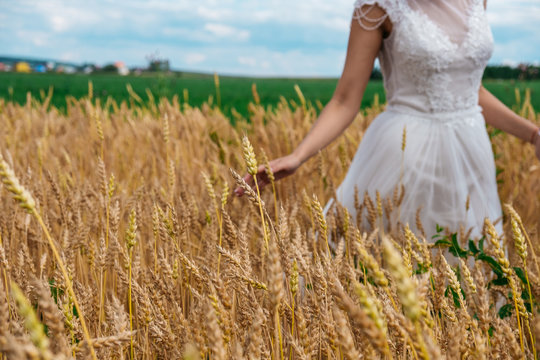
left=354, top=0, right=493, bottom=114
left=327, top=0, right=502, bottom=240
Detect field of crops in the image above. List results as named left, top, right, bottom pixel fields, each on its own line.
left=1, top=72, right=540, bottom=118
left=0, top=84, right=539, bottom=359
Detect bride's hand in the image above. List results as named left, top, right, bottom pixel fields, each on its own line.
left=234, top=153, right=302, bottom=196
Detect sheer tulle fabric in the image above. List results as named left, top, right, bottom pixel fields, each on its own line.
left=327, top=0, right=502, bottom=240
left=406, top=0, right=475, bottom=45
left=354, top=0, right=475, bottom=44
left=325, top=109, right=502, bottom=239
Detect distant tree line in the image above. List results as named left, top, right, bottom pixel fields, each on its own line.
left=370, top=64, right=540, bottom=81
left=483, top=64, right=539, bottom=80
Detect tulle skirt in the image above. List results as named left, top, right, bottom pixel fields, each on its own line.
left=324, top=105, right=503, bottom=241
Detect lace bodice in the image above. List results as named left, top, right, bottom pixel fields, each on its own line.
left=354, top=0, right=494, bottom=114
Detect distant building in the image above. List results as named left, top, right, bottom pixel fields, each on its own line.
left=15, top=62, right=31, bottom=73
left=34, top=64, right=46, bottom=73
left=115, top=61, right=129, bottom=76
left=64, top=65, right=76, bottom=74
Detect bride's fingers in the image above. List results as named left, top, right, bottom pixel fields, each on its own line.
left=258, top=177, right=270, bottom=188
left=235, top=171, right=269, bottom=197
left=274, top=168, right=293, bottom=181
left=234, top=180, right=268, bottom=197
left=242, top=165, right=267, bottom=184
left=234, top=159, right=290, bottom=196
left=242, top=173, right=253, bottom=185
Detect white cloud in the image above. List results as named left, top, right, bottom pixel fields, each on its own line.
left=59, top=51, right=80, bottom=62
left=0, top=0, right=538, bottom=76
left=251, top=0, right=352, bottom=31
left=502, top=59, right=518, bottom=67
left=238, top=56, right=257, bottom=67
left=185, top=53, right=206, bottom=65
left=50, top=15, right=70, bottom=32
left=320, top=17, right=350, bottom=32
left=180, top=47, right=347, bottom=77
left=204, top=23, right=250, bottom=41
left=487, top=0, right=540, bottom=27
left=16, top=30, right=49, bottom=47
left=492, top=39, right=539, bottom=65
left=251, top=10, right=274, bottom=22
left=196, top=7, right=234, bottom=21
left=34, top=2, right=103, bottom=33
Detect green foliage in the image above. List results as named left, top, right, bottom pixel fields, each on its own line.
left=449, top=234, right=468, bottom=258
left=489, top=128, right=503, bottom=139
left=0, top=73, right=538, bottom=119
left=444, top=285, right=465, bottom=308
left=512, top=267, right=528, bottom=286
left=468, top=239, right=480, bottom=255
left=431, top=227, right=468, bottom=258
left=483, top=64, right=540, bottom=81
left=414, top=262, right=430, bottom=275
left=433, top=226, right=538, bottom=319
left=477, top=253, right=504, bottom=278
left=101, top=64, right=118, bottom=72
left=498, top=303, right=513, bottom=319
left=48, top=279, right=63, bottom=304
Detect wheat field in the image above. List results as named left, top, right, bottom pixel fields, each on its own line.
left=0, top=84, right=539, bottom=359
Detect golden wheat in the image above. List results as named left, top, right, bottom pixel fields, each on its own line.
left=0, top=87, right=537, bottom=359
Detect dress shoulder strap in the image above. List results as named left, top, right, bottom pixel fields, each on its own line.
left=353, top=0, right=403, bottom=30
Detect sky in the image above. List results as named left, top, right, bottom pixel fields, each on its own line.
left=0, top=0, right=539, bottom=77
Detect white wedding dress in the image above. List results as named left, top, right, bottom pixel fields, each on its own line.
left=326, top=0, right=503, bottom=240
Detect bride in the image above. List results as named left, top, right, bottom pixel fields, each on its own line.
left=235, top=0, right=540, bottom=240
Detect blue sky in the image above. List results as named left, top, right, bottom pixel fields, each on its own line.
left=1, top=0, right=538, bottom=77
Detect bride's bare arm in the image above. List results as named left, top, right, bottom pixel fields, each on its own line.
left=478, top=86, right=540, bottom=160
left=291, top=10, right=387, bottom=165
left=235, top=6, right=389, bottom=195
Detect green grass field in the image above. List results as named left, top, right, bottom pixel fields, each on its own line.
left=0, top=72, right=538, bottom=118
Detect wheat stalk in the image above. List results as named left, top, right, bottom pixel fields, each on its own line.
left=0, top=155, right=98, bottom=360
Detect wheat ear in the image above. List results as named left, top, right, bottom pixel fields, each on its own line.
left=0, top=156, right=97, bottom=360
left=11, top=282, right=53, bottom=360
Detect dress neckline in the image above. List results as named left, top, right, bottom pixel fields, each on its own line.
left=403, top=0, right=479, bottom=50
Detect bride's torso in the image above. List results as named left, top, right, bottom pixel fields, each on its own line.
left=358, top=0, right=494, bottom=115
